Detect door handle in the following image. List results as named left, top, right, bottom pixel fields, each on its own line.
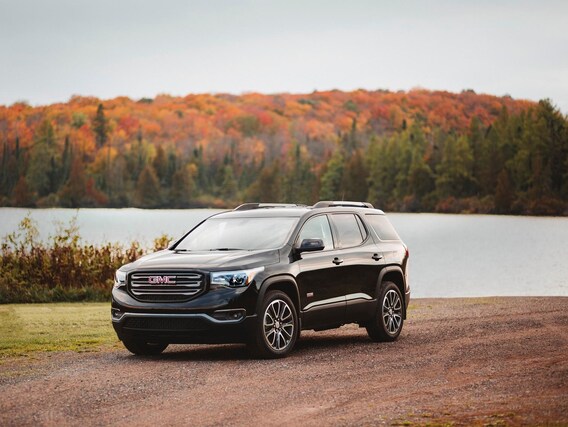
left=372, top=253, right=383, bottom=261
left=332, top=257, right=344, bottom=265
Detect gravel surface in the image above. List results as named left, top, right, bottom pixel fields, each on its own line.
left=1, top=297, right=567, bottom=426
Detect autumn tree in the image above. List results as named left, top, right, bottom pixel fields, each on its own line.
left=59, top=155, right=87, bottom=207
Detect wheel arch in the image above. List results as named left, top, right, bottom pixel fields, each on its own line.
left=257, top=275, right=301, bottom=317
left=377, top=266, right=407, bottom=319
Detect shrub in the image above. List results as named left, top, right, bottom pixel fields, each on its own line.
left=0, top=215, right=171, bottom=303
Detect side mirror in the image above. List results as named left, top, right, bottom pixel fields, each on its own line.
left=298, top=238, right=325, bottom=253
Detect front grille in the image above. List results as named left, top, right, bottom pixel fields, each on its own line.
left=123, top=317, right=208, bottom=331
left=128, top=271, right=205, bottom=302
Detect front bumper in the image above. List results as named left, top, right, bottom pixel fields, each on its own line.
left=112, top=310, right=257, bottom=344
left=111, top=279, right=260, bottom=344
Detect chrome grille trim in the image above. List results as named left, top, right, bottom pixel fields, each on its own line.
left=127, top=271, right=205, bottom=302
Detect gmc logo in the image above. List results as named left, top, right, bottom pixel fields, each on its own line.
left=148, top=276, right=175, bottom=284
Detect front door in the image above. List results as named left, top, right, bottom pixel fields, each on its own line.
left=294, top=214, right=346, bottom=329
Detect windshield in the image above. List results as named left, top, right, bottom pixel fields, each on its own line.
left=174, top=216, right=299, bottom=251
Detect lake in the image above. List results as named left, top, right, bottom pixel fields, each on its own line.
left=1, top=208, right=567, bottom=298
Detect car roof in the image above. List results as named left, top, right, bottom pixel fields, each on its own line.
left=213, top=205, right=385, bottom=219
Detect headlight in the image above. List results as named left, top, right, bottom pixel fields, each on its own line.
left=114, top=270, right=127, bottom=289
left=210, top=267, right=264, bottom=288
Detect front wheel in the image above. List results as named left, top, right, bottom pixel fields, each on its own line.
left=248, top=290, right=298, bottom=358
left=121, top=338, right=168, bottom=356
left=366, top=281, right=404, bottom=342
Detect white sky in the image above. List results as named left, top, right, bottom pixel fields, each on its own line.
left=1, top=0, right=567, bottom=112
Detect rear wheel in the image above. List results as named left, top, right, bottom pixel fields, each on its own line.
left=248, top=290, right=298, bottom=358
left=366, top=281, right=404, bottom=342
left=122, top=338, right=168, bottom=356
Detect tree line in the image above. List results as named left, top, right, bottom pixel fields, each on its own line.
left=0, top=91, right=566, bottom=215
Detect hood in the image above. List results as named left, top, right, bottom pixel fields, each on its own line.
left=122, top=248, right=280, bottom=272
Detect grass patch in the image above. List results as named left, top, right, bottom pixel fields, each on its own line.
left=0, top=302, right=118, bottom=359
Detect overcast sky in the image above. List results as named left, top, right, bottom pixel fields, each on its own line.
left=1, top=0, right=567, bottom=112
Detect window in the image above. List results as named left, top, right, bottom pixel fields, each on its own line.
left=365, top=214, right=400, bottom=241
left=297, top=215, right=334, bottom=250
left=330, top=214, right=364, bottom=248
left=176, top=217, right=298, bottom=251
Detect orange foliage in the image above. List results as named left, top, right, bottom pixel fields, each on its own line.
left=0, top=89, right=534, bottom=165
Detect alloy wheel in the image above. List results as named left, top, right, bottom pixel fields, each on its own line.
left=382, top=289, right=403, bottom=335
left=263, top=299, right=295, bottom=351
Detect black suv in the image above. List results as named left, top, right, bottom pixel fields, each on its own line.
left=111, top=201, right=410, bottom=358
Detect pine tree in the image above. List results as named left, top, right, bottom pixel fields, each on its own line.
left=93, top=104, right=108, bottom=148
left=341, top=150, right=368, bottom=201
left=153, top=145, right=168, bottom=184
left=220, top=165, right=238, bottom=201
left=246, top=162, right=281, bottom=202
left=26, top=120, right=58, bottom=197
left=61, top=135, right=72, bottom=185
left=494, top=169, right=513, bottom=213
left=436, top=135, right=475, bottom=199
left=319, top=151, right=344, bottom=200
left=135, top=165, right=161, bottom=208
left=169, top=167, right=194, bottom=208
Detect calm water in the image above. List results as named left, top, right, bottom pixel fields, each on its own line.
left=1, top=208, right=567, bottom=298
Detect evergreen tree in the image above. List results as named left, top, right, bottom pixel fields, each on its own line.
left=220, top=165, right=238, bottom=201
left=246, top=162, right=281, bottom=202
left=341, top=150, right=368, bottom=201
left=135, top=165, right=161, bottom=208
left=26, top=120, right=58, bottom=197
left=282, top=144, right=316, bottom=204
left=61, top=136, right=72, bottom=185
left=153, top=145, right=168, bottom=184
left=319, top=151, right=344, bottom=200
left=494, top=168, right=513, bottom=213
left=93, top=104, right=108, bottom=148
left=436, top=135, right=475, bottom=199
left=170, top=167, right=194, bottom=208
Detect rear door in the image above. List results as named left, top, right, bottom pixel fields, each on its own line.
left=329, top=213, right=384, bottom=322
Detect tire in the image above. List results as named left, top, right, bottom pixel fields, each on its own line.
left=121, top=338, right=168, bottom=356
left=366, top=281, right=404, bottom=342
left=248, top=290, right=299, bottom=358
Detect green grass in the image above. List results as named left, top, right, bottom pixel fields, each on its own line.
left=0, top=303, right=118, bottom=359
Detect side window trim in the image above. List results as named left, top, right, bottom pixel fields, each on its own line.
left=355, top=214, right=369, bottom=241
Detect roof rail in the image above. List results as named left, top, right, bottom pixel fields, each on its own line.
left=313, top=201, right=374, bottom=209
left=234, top=203, right=308, bottom=211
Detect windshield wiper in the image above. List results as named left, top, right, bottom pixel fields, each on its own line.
left=209, top=248, right=245, bottom=251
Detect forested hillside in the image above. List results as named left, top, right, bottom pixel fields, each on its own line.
left=1, top=89, right=566, bottom=215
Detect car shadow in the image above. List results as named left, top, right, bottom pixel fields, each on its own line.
left=125, top=330, right=381, bottom=362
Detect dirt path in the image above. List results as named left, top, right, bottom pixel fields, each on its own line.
left=1, top=297, right=567, bottom=426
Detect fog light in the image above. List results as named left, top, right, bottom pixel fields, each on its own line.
left=212, top=309, right=245, bottom=321
left=111, top=308, right=123, bottom=320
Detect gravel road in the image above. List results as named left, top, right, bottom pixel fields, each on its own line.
left=1, top=297, right=567, bottom=426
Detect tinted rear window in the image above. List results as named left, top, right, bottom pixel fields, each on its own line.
left=365, top=214, right=400, bottom=241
